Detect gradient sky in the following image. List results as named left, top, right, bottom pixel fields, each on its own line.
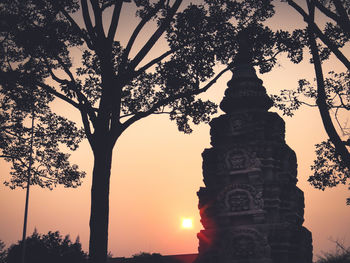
left=1, top=1, right=350, bottom=261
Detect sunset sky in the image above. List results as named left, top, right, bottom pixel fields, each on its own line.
left=0, top=1, right=349, bottom=261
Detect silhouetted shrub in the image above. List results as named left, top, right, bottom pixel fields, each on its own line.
left=6, top=230, right=87, bottom=263
left=130, top=253, right=181, bottom=263
left=0, top=240, right=6, bottom=263
left=316, top=242, right=350, bottom=263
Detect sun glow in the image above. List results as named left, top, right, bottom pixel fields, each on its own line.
left=181, top=218, right=193, bottom=229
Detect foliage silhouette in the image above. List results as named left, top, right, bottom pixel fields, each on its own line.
left=272, top=0, right=350, bottom=204
left=130, top=253, right=177, bottom=263
left=6, top=230, right=87, bottom=263
left=316, top=241, right=350, bottom=263
left=0, top=86, right=86, bottom=189
left=0, top=1, right=306, bottom=262
left=0, top=240, right=6, bottom=263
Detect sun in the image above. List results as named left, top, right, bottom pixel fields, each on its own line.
left=181, top=218, right=193, bottom=229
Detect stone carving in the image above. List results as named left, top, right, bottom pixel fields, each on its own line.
left=219, top=149, right=261, bottom=171
left=228, top=113, right=252, bottom=131
left=228, top=191, right=250, bottom=212
left=217, top=184, right=263, bottom=212
left=231, top=235, right=255, bottom=257
left=225, top=151, right=246, bottom=170
left=220, top=228, right=270, bottom=259
left=230, top=118, right=243, bottom=130
left=236, top=86, right=266, bottom=97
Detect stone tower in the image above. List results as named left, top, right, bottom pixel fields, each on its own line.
left=195, top=38, right=313, bottom=263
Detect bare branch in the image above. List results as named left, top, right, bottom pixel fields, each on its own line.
left=129, top=0, right=182, bottom=70
left=35, top=81, right=80, bottom=109
left=47, top=66, right=69, bottom=85
left=107, top=1, right=123, bottom=43
left=123, top=0, right=166, bottom=63
left=81, top=0, right=96, bottom=44
left=90, top=0, right=105, bottom=38
left=54, top=56, right=75, bottom=82
left=79, top=109, right=94, bottom=145
left=134, top=48, right=177, bottom=76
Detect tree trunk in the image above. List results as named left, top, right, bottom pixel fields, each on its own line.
left=89, top=141, right=113, bottom=263
left=306, top=11, right=350, bottom=169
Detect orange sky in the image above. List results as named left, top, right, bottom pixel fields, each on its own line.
left=1, top=1, right=350, bottom=261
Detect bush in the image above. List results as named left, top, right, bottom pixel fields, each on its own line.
left=6, top=230, right=87, bottom=263
left=0, top=240, right=6, bottom=263
left=131, top=252, right=181, bottom=263
left=316, top=242, right=350, bottom=263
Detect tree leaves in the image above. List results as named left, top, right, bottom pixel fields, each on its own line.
left=309, top=139, right=349, bottom=190
left=0, top=80, right=85, bottom=189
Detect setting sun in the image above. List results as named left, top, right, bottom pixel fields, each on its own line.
left=181, top=218, right=193, bottom=229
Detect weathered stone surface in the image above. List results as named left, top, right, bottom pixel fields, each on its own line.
left=195, top=43, right=312, bottom=263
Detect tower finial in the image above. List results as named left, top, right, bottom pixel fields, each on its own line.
left=219, top=29, right=273, bottom=113
left=234, top=29, right=253, bottom=66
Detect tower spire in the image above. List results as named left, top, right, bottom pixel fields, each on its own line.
left=219, top=30, right=273, bottom=113
left=234, top=29, right=253, bottom=65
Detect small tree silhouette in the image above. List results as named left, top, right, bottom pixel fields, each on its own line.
left=0, top=240, right=6, bottom=263
left=317, top=241, right=350, bottom=263
left=131, top=252, right=181, bottom=263
left=6, top=230, right=87, bottom=263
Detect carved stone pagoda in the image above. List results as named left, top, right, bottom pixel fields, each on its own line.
left=195, top=38, right=313, bottom=263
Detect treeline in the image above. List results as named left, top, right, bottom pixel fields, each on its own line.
left=0, top=230, right=87, bottom=263
left=1, top=231, right=349, bottom=263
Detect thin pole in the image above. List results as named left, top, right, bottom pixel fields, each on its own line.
left=21, top=107, right=35, bottom=263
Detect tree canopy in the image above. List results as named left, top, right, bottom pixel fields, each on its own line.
left=272, top=0, right=350, bottom=204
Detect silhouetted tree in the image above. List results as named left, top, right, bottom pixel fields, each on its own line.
left=6, top=230, right=87, bottom=263
left=0, top=1, right=303, bottom=262
left=0, top=240, right=6, bottom=263
left=0, top=85, right=86, bottom=189
left=316, top=240, right=350, bottom=263
left=131, top=252, right=181, bottom=263
left=131, top=253, right=165, bottom=263
left=272, top=0, right=350, bottom=204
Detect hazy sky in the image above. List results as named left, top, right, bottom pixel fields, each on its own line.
left=1, top=0, right=349, bottom=261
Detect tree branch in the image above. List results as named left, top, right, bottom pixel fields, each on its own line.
left=121, top=65, right=230, bottom=132
left=134, top=48, right=177, bottom=76
left=107, top=0, right=123, bottom=43
left=123, top=0, right=166, bottom=63
left=314, top=0, right=350, bottom=36
left=35, top=81, right=81, bottom=109
left=129, top=0, right=182, bottom=70
left=0, top=70, right=80, bottom=111
left=50, top=0, right=94, bottom=49
left=313, top=0, right=339, bottom=22
left=90, top=0, right=105, bottom=38
left=45, top=59, right=98, bottom=124
left=307, top=1, right=350, bottom=168
left=79, top=108, right=94, bottom=145
left=332, top=0, right=350, bottom=26
left=81, top=0, right=97, bottom=44
left=54, top=56, right=75, bottom=82
left=286, top=0, right=350, bottom=70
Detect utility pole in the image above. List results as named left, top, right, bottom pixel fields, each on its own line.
left=21, top=107, right=35, bottom=263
